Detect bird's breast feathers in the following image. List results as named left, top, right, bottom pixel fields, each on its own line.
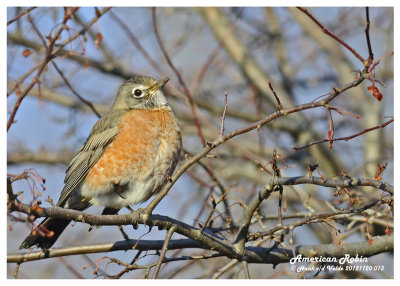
left=78, top=108, right=181, bottom=208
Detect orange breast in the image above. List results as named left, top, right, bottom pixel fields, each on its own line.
left=84, top=108, right=179, bottom=189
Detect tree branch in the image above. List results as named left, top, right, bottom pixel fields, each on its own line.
left=8, top=234, right=393, bottom=266
left=9, top=171, right=392, bottom=264
left=296, top=7, right=366, bottom=64
left=7, top=7, right=37, bottom=26
left=272, top=175, right=393, bottom=195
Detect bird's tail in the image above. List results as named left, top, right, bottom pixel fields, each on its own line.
left=19, top=218, right=71, bottom=250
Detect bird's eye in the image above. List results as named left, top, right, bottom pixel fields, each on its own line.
left=133, top=89, right=142, bottom=97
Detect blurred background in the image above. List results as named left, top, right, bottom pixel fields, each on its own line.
left=7, top=7, right=393, bottom=278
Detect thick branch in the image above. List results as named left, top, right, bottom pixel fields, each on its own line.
left=9, top=170, right=392, bottom=264
left=8, top=234, right=392, bottom=265
left=10, top=203, right=239, bottom=260
left=273, top=175, right=393, bottom=195
left=8, top=239, right=205, bottom=263
left=243, top=234, right=392, bottom=264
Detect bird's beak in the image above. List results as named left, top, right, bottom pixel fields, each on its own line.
left=158, top=78, right=170, bottom=88
left=148, top=78, right=169, bottom=94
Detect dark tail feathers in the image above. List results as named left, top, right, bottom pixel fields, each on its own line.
left=19, top=218, right=71, bottom=250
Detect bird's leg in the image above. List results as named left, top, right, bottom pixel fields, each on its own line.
left=126, top=205, right=135, bottom=214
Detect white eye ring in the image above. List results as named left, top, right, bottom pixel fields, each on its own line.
left=132, top=88, right=144, bottom=98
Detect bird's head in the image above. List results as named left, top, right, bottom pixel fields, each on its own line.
left=112, top=75, right=170, bottom=110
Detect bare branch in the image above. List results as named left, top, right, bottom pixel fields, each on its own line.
left=7, top=7, right=37, bottom=26
left=364, top=7, right=374, bottom=62
left=108, top=9, right=162, bottom=74
left=296, top=7, right=366, bottom=64
left=52, top=62, right=101, bottom=117
left=152, top=7, right=206, bottom=146
left=8, top=234, right=393, bottom=266
left=292, top=118, right=393, bottom=151
left=7, top=7, right=111, bottom=131
left=152, top=226, right=176, bottom=278
left=219, top=92, right=228, bottom=136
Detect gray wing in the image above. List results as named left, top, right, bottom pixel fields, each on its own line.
left=57, top=109, right=127, bottom=207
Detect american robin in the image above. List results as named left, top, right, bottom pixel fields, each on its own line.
left=20, top=75, right=182, bottom=249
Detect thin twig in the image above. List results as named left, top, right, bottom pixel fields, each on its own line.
left=327, top=107, right=334, bottom=149
left=26, top=12, right=46, bottom=45
left=152, top=7, right=206, bottom=147
left=7, top=7, right=111, bottom=131
left=13, top=263, right=20, bottom=279
left=326, top=104, right=360, bottom=119
left=26, top=15, right=102, bottom=118
left=242, top=261, right=250, bottom=279
left=108, top=9, right=162, bottom=74
left=191, top=8, right=244, bottom=95
left=58, top=256, right=85, bottom=278
left=296, top=7, right=365, bottom=64
left=52, top=62, right=101, bottom=118
left=220, top=92, right=228, bottom=136
left=195, top=158, right=233, bottom=227
left=50, top=7, right=111, bottom=60
left=260, top=210, right=393, bottom=229
left=268, top=80, right=282, bottom=110
left=8, top=31, right=132, bottom=80
left=249, top=197, right=390, bottom=241
left=292, top=118, right=393, bottom=151
left=200, top=195, right=218, bottom=234
left=191, top=44, right=223, bottom=95
left=7, top=62, right=43, bottom=97
left=278, top=188, right=283, bottom=227
left=364, top=7, right=374, bottom=63
left=213, top=259, right=238, bottom=279
left=117, top=225, right=130, bottom=240
left=73, top=12, right=113, bottom=63
left=152, top=226, right=176, bottom=279
left=7, top=8, right=78, bottom=130
left=7, top=7, right=37, bottom=26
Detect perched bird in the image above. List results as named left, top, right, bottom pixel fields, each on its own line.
left=20, top=75, right=182, bottom=249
